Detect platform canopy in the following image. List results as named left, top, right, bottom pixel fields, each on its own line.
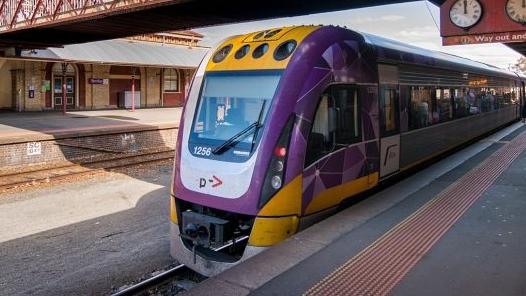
left=18, top=39, right=208, bottom=68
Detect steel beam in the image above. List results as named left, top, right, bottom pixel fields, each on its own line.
left=0, top=0, right=173, bottom=33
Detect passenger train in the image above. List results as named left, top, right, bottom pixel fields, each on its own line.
left=170, top=26, right=524, bottom=276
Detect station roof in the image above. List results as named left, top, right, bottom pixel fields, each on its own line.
left=18, top=39, right=208, bottom=68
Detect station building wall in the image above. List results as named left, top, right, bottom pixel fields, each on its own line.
left=0, top=58, right=194, bottom=111
left=0, top=59, right=12, bottom=109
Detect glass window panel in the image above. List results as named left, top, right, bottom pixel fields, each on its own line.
left=381, top=88, right=398, bottom=134
left=454, top=88, right=470, bottom=119
left=66, top=77, right=74, bottom=94
left=409, top=86, right=432, bottom=129
left=333, top=86, right=360, bottom=144
left=54, top=78, right=62, bottom=93
left=190, top=72, right=281, bottom=149
left=52, top=63, right=75, bottom=75
left=437, top=88, right=452, bottom=122
left=164, top=68, right=179, bottom=92
left=305, top=85, right=361, bottom=167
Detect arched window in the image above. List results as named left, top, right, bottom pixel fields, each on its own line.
left=163, top=68, right=180, bottom=92
left=52, top=63, right=75, bottom=75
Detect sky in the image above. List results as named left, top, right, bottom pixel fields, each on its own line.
left=194, top=1, right=522, bottom=70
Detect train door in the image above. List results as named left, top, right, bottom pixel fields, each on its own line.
left=521, top=80, right=525, bottom=118
left=302, top=84, right=362, bottom=215
left=304, top=84, right=361, bottom=166
left=378, top=64, right=400, bottom=178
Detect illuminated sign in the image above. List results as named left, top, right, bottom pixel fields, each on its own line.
left=468, top=79, right=488, bottom=86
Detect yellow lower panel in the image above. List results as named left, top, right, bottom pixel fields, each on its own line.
left=170, top=195, right=178, bottom=224
left=248, top=216, right=299, bottom=247
left=257, top=175, right=302, bottom=217
left=305, top=172, right=379, bottom=215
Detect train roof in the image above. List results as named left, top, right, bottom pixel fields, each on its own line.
left=360, top=32, right=520, bottom=80
left=206, top=25, right=523, bottom=81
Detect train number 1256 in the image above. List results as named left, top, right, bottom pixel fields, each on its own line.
left=193, top=146, right=212, bottom=156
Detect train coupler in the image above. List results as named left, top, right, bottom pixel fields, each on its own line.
left=180, top=211, right=233, bottom=249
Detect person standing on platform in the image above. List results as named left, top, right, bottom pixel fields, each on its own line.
left=522, top=102, right=526, bottom=123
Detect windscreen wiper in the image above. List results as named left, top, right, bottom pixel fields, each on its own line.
left=250, top=100, right=267, bottom=153
left=212, top=101, right=266, bottom=155
left=212, top=121, right=260, bottom=155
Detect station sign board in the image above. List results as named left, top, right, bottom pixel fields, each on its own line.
left=27, top=142, right=42, bottom=156
left=88, top=78, right=108, bottom=85
left=443, top=31, right=526, bottom=45
left=441, top=0, right=526, bottom=46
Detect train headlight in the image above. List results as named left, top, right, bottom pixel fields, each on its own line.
left=271, top=176, right=282, bottom=189
left=275, top=160, right=284, bottom=172
left=258, top=116, right=295, bottom=208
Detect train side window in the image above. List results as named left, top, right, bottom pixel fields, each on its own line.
left=305, top=85, right=361, bottom=167
left=305, top=95, right=333, bottom=166
left=333, top=86, right=361, bottom=145
left=409, top=86, right=432, bottom=130
left=453, top=88, right=474, bottom=118
left=380, top=86, right=399, bottom=135
left=437, top=88, right=453, bottom=122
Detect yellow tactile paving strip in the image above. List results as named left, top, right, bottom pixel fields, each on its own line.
left=304, top=130, right=526, bottom=296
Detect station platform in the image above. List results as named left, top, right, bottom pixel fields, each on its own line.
left=0, top=108, right=181, bottom=173
left=0, top=108, right=181, bottom=145
left=188, top=122, right=526, bottom=296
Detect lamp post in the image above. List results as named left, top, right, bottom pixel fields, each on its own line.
left=62, top=63, right=67, bottom=115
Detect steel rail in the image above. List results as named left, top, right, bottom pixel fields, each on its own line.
left=110, top=264, right=188, bottom=296
left=0, top=150, right=174, bottom=190
left=111, top=236, right=250, bottom=296
left=0, top=150, right=174, bottom=178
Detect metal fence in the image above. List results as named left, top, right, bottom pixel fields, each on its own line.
left=0, top=0, right=157, bottom=32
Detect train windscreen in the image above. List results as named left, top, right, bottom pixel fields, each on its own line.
left=190, top=72, right=281, bottom=154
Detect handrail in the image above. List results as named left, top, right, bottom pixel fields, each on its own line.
left=0, top=0, right=167, bottom=33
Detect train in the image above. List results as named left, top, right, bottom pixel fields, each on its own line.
left=169, top=25, right=524, bottom=276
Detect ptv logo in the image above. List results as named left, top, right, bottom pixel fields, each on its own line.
left=199, top=175, right=223, bottom=188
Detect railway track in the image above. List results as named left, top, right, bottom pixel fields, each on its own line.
left=0, top=150, right=174, bottom=191
left=111, top=236, right=249, bottom=296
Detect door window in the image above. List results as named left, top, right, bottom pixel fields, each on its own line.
left=54, top=97, right=63, bottom=106
left=305, top=85, right=361, bottom=167
left=54, top=78, right=62, bottom=94
left=380, top=86, right=399, bottom=135
left=66, top=77, right=74, bottom=94
left=54, top=77, right=63, bottom=105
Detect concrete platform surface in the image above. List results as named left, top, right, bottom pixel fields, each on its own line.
left=0, top=160, right=175, bottom=296
left=187, top=123, right=526, bottom=296
left=0, top=108, right=181, bottom=144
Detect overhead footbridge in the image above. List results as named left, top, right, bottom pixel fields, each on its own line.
left=0, top=0, right=444, bottom=49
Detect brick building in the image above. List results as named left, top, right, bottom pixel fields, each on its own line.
left=0, top=31, right=208, bottom=111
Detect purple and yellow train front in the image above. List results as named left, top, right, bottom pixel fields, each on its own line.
left=170, top=25, right=381, bottom=276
